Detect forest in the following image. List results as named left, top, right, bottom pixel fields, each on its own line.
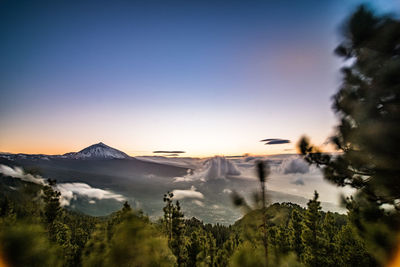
left=0, top=172, right=374, bottom=267
left=1, top=4, right=400, bottom=267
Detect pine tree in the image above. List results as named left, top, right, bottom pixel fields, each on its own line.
left=216, top=233, right=240, bottom=266
left=321, top=212, right=337, bottom=267
left=163, top=191, right=174, bottom=241
left=258, top=161, right=270, bottom=267
left=298, top=5, right=400, bottom=263
left=0, top=196, right=14, bottom=217
left=334, top=224, right=375, bottom=267
left=301, top=191, right=322, bottom=267
left=163, top=192, right=187, bottom=266
left=122, top=201, right=131, bottom=213
left=187, top=229, right=202, bottom=266
left=288, top=209, right=303, bottom=258
left=171, top=200, right=186, bottom=266
left=42, top=179, right=62, bottom=225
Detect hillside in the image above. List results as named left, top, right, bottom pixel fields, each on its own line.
left=0, top=176, right=374, bottom=267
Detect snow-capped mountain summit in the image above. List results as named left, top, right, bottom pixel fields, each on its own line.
left=64, top=142, right=130, bottom=159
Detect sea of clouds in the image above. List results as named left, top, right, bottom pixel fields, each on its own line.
left=143, top=154, right=353, bottom=208
left=0, top=164, right=125, bottom=206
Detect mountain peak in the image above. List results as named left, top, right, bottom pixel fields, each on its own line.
left=65, top=142, right=130, bottom=159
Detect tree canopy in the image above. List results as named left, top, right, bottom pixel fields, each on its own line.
left=299, top=5, right=400, bottom=264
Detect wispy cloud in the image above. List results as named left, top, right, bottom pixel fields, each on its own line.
left=0, top=164, right=125, bottom=207
left=0, top=164, right=45, bottom=185
left=260, top=138, right=291, bottom=145
left=174, top=156, right=241, bottom=182
left=56, top=183, right=125, bottom=206
left=136, top=156, right=199, bottom=168
left=291, top=178, right=305, bottom=186
left=172, top=185, right=204, bottom=200
left=192, top=199, right=204, bottom=207
left=280, top=157, right=309, bottom=174
left=153, top=151, right=186, bottom=154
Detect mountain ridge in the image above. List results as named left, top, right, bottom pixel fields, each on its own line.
left=64, top=142, right=130, bottom=159
left=0, top=142, right=131, bottom=160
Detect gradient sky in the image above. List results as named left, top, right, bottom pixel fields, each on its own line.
left=0, top=0, right=399, bottom=157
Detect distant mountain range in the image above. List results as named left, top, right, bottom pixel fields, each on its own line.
left=0, top=142, right=191, bottom=217
left=0, top=142, right=189, bottom=181
left=0, top=142, right=345, bottom=224
left=0, top=142, right=131, bottom=160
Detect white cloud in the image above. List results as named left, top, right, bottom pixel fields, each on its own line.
left=0, top=164, right=125, bottom=207
left=0, top=164, right=45, bottom=185
left=223, top=188, right=232, bottom=194
left=192, top=200, right=204, bottom=207
left=56, top=183, right=125, bottom=207
left=173, top=177, right=187, bottom=182
left=279, top=157, right=309, bottom=174
left=171, top=185, right=204, bottom=200
left=135, top=156, right=200, bottom=169
left=174, top=156, right=241, bottom=182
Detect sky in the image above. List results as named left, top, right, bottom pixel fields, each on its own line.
left=0, top=0, right=399, bottom=157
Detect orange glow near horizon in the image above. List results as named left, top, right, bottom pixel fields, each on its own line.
left=0, top=136, right=337, bottom=158
left=0, top=144, right=290, bottom=158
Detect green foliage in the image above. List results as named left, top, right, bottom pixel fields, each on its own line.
left=299, top=5, right=400, bottom=264
left=0, top=196, right=13, bottom=217
left=171, top=201, right=187, bottom=265
left=288, top=209, right=303, bottom=258
left=0, top=220, right=62, bottom=267
left=335, top=223, right=375, bottom=266
left=82, top=205, right=176, bottom=267
left=273, top=226, right=291, bottom=258
left=0, top=171, right=376, bottom=267
left=215, top=233, right=240, bottom=267
left=229, top=241, right=265, bottom=267
left=163, top=192, right=187, bottom=266
left=106, top=214, right=175, bottom=266
left=81, top=223, right=108, bottom=267
left=229, top=192, right=373, bottom=266
left=231, top=161, right=271, bottom=266
left=321, top=211, right=337, bottom=266
left=191, top=230, right=216, bottom=266
left=301, top=191, right=324, bottom=267
left=0, top=4, right=398, bottom=267
left=42, top=179, right=62, bottom=225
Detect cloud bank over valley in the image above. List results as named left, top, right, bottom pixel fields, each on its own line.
left=0, top=152, right=353, bottom=224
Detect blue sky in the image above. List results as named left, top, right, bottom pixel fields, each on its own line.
left=0, top=0, right=399, bottom=156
